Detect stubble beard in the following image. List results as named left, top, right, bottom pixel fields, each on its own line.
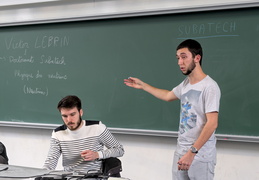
left=68, top=117, right=82, bottom=131
left=183, top=60, right=196, bottom=76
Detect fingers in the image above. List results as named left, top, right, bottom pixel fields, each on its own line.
left=124, top=77, right=135, bottom=84
left=127, top=77, right=136, bottom=81
left=124, top=79, right=134, bottom=86
left=80, top=149, right=90, bottom=156
left=80, top=150, right=98, bottom=161
left=177, top=162, right=190, bottom=171
left=124, top=77, right=144, bottom=90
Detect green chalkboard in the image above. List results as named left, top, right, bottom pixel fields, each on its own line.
left=0, top=7, right=259, bottom=137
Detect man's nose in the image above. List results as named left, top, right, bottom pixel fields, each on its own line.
left=178, top=58, right=183, bottom=65
left=67, top=116, right=73, bottom=122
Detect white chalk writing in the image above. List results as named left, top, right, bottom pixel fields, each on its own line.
left=14, top=70, right=34, bottom=81
left=34, top=36, right=69, bottom=48
left=177, top=21, right=238, bottom=39
left=48, top=72, right=67, bottom=80
left=9, top=56, right=34, bottom=63
left=1, top=35, right=71, bottom=96
left=5, top=37, right=30, bottom=50
left=40, top=55, right=66, bottom=65
left=24, top=85, right=49, bottom=96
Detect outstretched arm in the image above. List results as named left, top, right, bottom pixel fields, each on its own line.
left=124, top=77, right=178, bottom=102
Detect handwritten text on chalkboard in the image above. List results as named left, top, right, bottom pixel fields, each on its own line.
left=177, top=21, right=239, bottom=39
left=0, top=35, right=70, bottom=96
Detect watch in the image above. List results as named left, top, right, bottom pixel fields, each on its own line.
left=190, top=146, right=198, bottom=153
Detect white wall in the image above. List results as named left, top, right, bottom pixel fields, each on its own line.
left=0, top=126, right=259, bottom=180
left=0, top=0, right=259, bottom=26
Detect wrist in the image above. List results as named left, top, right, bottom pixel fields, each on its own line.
left=190, top=146, right=198, bottom=154
left=142, top=82, right=148, bottom=90
left=97, top=151, right=103, bottom=160
left=96, top=152, right=99, bottom=159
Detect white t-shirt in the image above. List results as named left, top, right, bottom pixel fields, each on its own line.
left=173, top=75, right=221, bottom=162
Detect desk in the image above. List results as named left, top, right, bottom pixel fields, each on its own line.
left=0, top=178, right=129, bottom=180
left=67, top=178, right=130, bottom=180
left=39, top=173, right=130, bottom=180
left=0, top=179, right=33, bottom=180
left=0, top=164, right=50, bottom=179
left=0, top=165, right=130, bottom=180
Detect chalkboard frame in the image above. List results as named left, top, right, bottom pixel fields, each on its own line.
left=0, top=121, right=259, bottom=143
left=0, top=5, right=259, bottom=143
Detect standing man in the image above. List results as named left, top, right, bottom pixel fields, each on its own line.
left=124, top=39, right=220, bottom=180
left=43, top=95, right=124, bottom=173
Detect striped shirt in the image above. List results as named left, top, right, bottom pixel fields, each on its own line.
left=43, top=120, right=124, bottom=172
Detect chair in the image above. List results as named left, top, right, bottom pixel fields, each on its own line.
left=0, top=142, right=8, bottom=164
left=102, top=157, right=122, bottom=177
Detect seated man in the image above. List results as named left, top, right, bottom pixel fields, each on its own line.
left=43, top=95, right=124, bottom=173
left=0, top=142, right=8, bottom=164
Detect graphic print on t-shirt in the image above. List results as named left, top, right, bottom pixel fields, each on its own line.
left=179, top=89, right=201, bottom=134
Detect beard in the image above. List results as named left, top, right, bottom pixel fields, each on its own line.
left=67, top=117, right=82, bottom=131
left=183, top=60, right=196, bottom=75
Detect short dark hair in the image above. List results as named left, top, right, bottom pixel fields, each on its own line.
left=176, top=39, right=203, bottom=65
left=57, top=95, right=82, bottom=112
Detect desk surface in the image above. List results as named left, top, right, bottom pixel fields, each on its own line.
left=0, top=165, right=130, bottom=180
left=0, top=164, right=50, bottom=178
left=0, top=176, right=130, bottom=180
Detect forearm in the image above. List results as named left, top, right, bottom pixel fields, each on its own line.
left=124, top=77, right=177, bottom=101
left=99, top=129, right=124, bottom=159
left=142, top=82, right=176, bottom=102
left=43, top=138, right=61, bottom=170
left=100, top=144, right=124, bottom=159
left=178, top=113, right=218, bottom=170
left=192, top=112, right=218, bottom=150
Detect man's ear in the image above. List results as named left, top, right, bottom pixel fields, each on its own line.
left=80, top=109, right=83, bottom=117
left=194, top=54, right=201, bottom=63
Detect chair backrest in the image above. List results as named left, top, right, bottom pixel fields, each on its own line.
left=102, top=157, right=122, bottom=177
left=0, top=142, right=8, bottom=164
